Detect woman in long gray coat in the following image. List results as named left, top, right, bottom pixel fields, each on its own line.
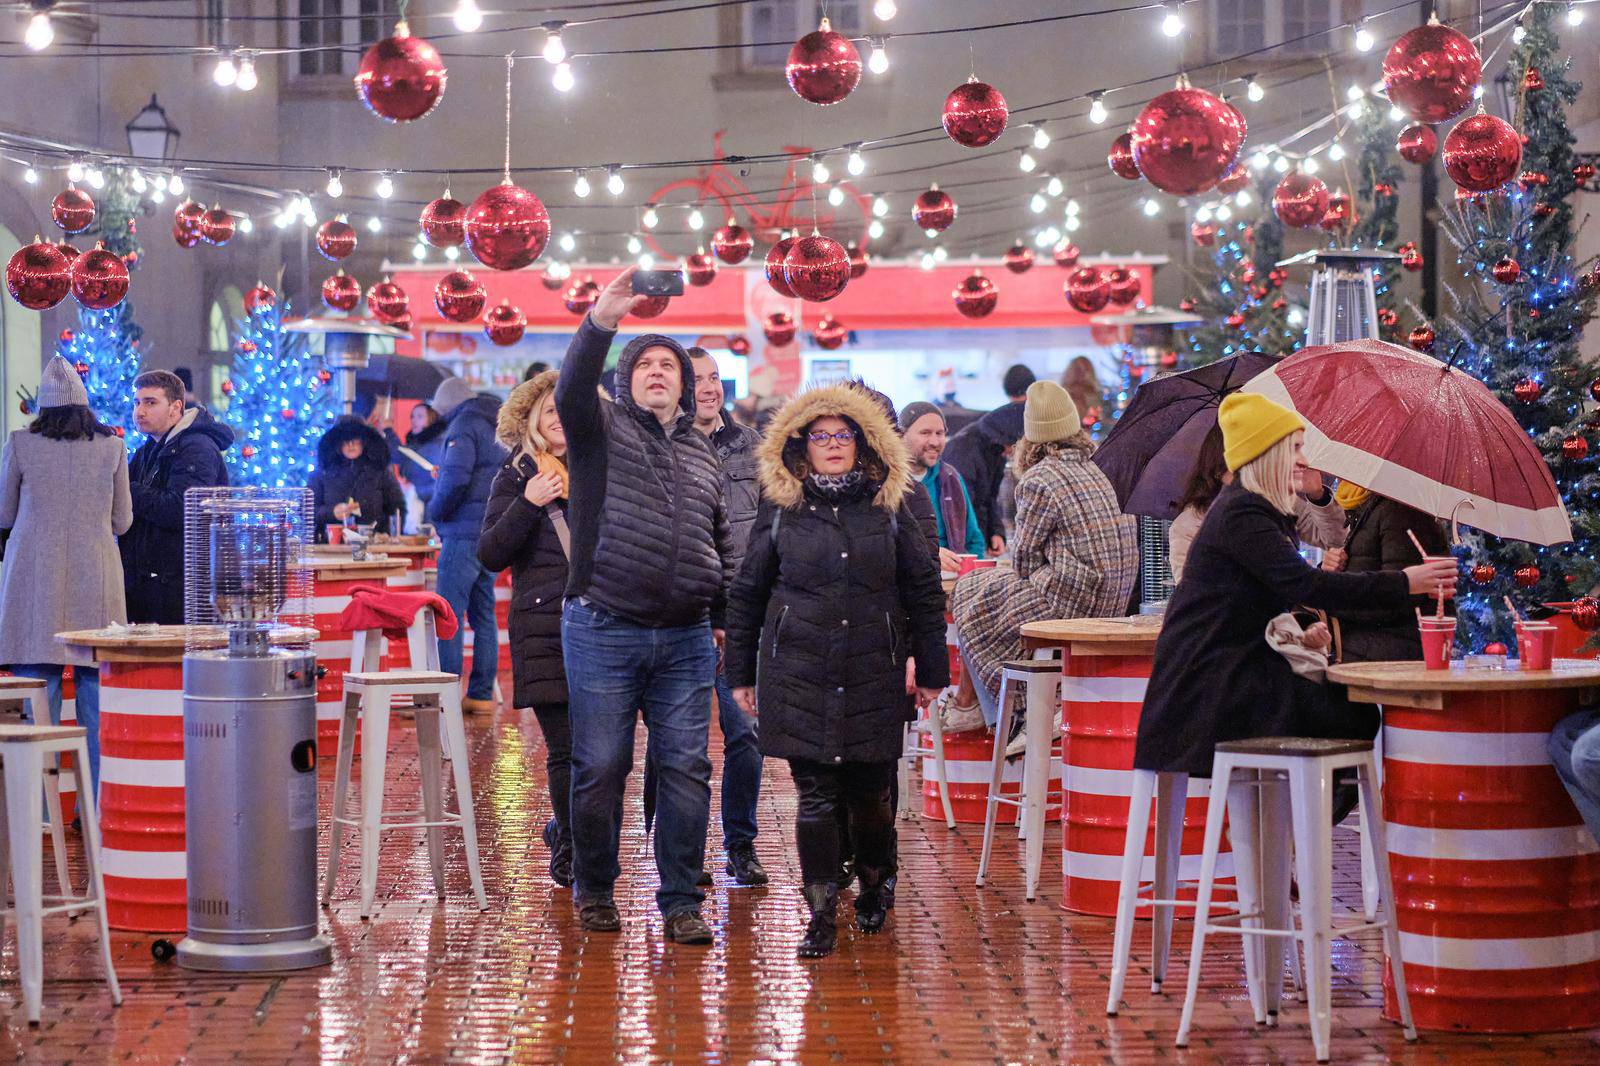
left=0, top=355, right=133, bottom=794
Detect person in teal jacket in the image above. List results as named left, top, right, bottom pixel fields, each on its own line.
left=900, top=402, right=985, bottom=569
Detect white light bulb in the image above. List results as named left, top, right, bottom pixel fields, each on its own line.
left=933, top=246, right=947, bottom=262
left=606, top=167, right=624, bottom=196
left=1142, top=199, right=1161, bottom=216
left=1214, top=203, right=1232, bottom=222
left=453, top=0, right=483, bottom=33
left=326, top=172, right=343, bottom=198
left=1346, top=83, right=1366, bottom=101
left=688, top=207, right=705, bottom=230
left=1287, top=307, right=1305, bottom=327
left=444, top=245, right=460, bottom=261
left=67, top=161, right=83, bottom=182
left=873, top=0, right=897, bottom=19
left=1046, top=176, right=1064, bottom=197
left=86, top=167, right=104, bottom=189
left=213, top=55, right=237, bottom=87
left=1019, top=151, right=1037, bottom=173
left=811, top=158, right=830, bottom=184
left=867, top=219, right=884, bottom=239
left=1354, top=24, right=1374, bottom=52
left=1030, top=193, right=1047, bottom=214
left=828, top=185, right=845, bottom=207
left=1065, top=215, right=1081, bottom=232
left=23, top=166, right=37, bottom=185
left=573, top=172, right=591, bottom=198
left=1473, top=84, right=1485, bottom=100
left=236, top=57, right=258, bottom=91
left=367, top=216, right=382, bottom=234
left=923, top=228, right=938, bottom=239
left=302, top=209, right=317, bottom=228
left=1160, top=5, right=1183, bottom=37
left=639, top=253, right=654, bottom=270
left=1327, top=142, right=1345, bottom=162
left=559, top=232, right=576, bottom=253
left=1514, top=24, right=1527, bottom=44
left=1250, top=150, right=1270, bottom=170
left=1195, top=205, right=1213, bottom=223
left=169, top=172, right=185, bottom=195
left=1246, top=78, right=1264, bottom=103
left=1302, top=157, right=1320, bottom=175
left=129, top=169, right=145, bottom=193
left=847, top=149, right=865, bottom=176
left=1569, top=5, right=1585, bottom=27
left=867, top=40, right=889, bottom=74
left=1033, top=230, right=1052, bottom=248
left=1041, top=226, right=1061, bottom=244
left=1273, top=155, right=1290, bottom=173
left=25, top=12, right=52, bottom=51
left=627, top=236, right=642, bottom=255
left=376, top=174, right=394, bottom=198
left=412, top=242, right=427, bottom=260
left=1032, top=124, right=1051, bottom=150
left=275, top=211, right=290, bottom=229
left=543, top=29, right=566, bottom=65
left=642, top=206, right=658, bottom=228
left=1088, top=95, right=1108, bottom=124
left=872, top=196, right=888, bottom=218
left=1065, top=197, right=1080, bottom=215
left=919, top=253, right=935, bottom=271
left=552, top=62, right=575, bottom=93
left=151, top=186, right=166, bottom=203
left=238, top=216, right=253, bottom=234
left=1235, top=189, right=1252, bottom=207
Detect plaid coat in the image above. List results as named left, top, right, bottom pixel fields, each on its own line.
left=952, top=448, right=1138, bottom=699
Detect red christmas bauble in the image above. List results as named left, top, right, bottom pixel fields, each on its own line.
left=420, top=196, right=467, bottom=247
left=245, top=283, right=277, bottom=314
left=174, top=199, right=206, bottom=235
left=464, top=183, right=550, bottom=271
left=1492, top=256, right=1521, bottom=284
left=123, top=251, right=139, bottom=270
left=1107, top=131, right=1141, bottom=180
left=728, top=335, right=751, bottom=356
left=912, top=186, right=957, bottom=233
left=540, top=267, right=566, bottom=291
left=69, top=245, right=129, bottom=310
left=72, top=361, right=88, bottom=376
left=1378, top=308, right=1399, bottom=328
left=1523, top=67, right=1545, bottom=92
left=1383, top=21, right=1482, bottom=124
left=784, top=234, right=850, bottom=302
left=200, top=206, right=235, bottom=246
left=1226, top=312, right=1246, bottom=328
left=1533, top=201, right=1556, bottom=219
left=953, top=272, right=998, bottom=319
left=316, top=218, right=358, bottom=261
left=238, top=340, right=256, bottom=354
left=1374, top=182, right=1396, bottom=197
left=5, top=240, right=70, bottom=310
left=317, top=369, right=332, bottom=383
left=241, top=445, right=255, bottom=459
left=1564, top=434, right=1590, bottom=460
left=1239, top=263, right=1258, bottom=284
left=1408, top=325, right=1436, bottom=352
left=1513, top=565, right=1540, bottom=588
left=1106, top=267, right=1140, bottom=307
left=484, top=301, right=527, bottom=346
left=847, top=242, right=868, bottom=280
left=434, top=269, right=486, bottom=322
left=1518, top=170, right=1550, bottom=190
left=51, top=187, right=95, bottom=234
left=1130, top=85, right=1246, bottom=195
left=1003, top=242, right=1034, bottom=273
left=220, top=380, right=235, bottom=396
left=1573, top=597, right=1600, bottom=631
left=354, top=22, right=447, bottom=122
left=1216, top=165, right=1250, bottom=195
left=281, top=408, right=295, bottom=421
left=1319, top=192, right=1353, bottom=231
left=785, top=19, right=861, bottom=106
left=1590, top=379, right=1600, bottom=404
left=942, top=79, right=1008, bottom=148
left=1191, top=222, right=1218, bottom=247
left=112, top=425, right=124, bottom=438
left=1401, top=247, right=1424, bottom=272
left=812, top=315, right=847, bottom=350
left=56, top=240, right=81, bottom=262
left=1053, top=242, right=1081, bottom=269
left=1513, top=377, right=1542, bottom=402
left=1178, top=298, right=1196, bottom=312
left=172, top=222, right=201, bottom=249
left=1064, top=266, right=1110, bottom=314
left=322, top=270, right=362, bottom=312
left=365, top=277, right=410, bottom=324
left=1470, top=562, right=1496, bottom=585
left=685, top=252, right=718, bottom=287
left=764, top=311, right=797, bottom=346
left=711, top=223, right=754, bottom=265
left=1273, top=172, right=1330, bottom=228
left=1397, top=124, right=1437, bottom=165
left=563, top=280, right=597, bottom=316
left=765, top=237, right=798, bottom=298
left=1443, top=113, right=1522, bottom=192
left=1576, top=163, right=1597, bottom=185
left=630, top=295, right=670, bottom=320
left=58, top=328, right=72, bottom=343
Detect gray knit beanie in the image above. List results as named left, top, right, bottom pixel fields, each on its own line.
left=37, top=354, right=88, bottom=408
left=898, top=400, right=944, bottom=435
left=431, top=376, right=474, bottom=418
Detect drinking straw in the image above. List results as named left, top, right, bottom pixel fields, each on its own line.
left=1405, top=528, right=1428, bottom=560
left=1415, top=606, right=1425, bottom=627
left=1437, top=585, right=1446, bottom=619
left=1504, top=595, right=1523, bottom=622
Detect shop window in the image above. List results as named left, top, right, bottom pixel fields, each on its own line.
left=297, top=0, right=395, bottom=79
left=1210, top=0, right=1337, bottom=59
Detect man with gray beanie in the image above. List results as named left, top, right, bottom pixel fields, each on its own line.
left=900, top=401, right=985, bottom=570
left=427, top=374, right=507, bottom=714
left=555, top=267, right=733, bottom=944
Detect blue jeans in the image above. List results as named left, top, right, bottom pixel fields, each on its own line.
left=714, top=669, right=762, bottom=852
left=1549, top=708, right=1600, bottom=844
left=958, top=634, right=1001, bottom=728
left=563, top=598, right=714, bottom=917
left=12, top=663, right=101, bottom=804
left=437, top=537, right=499, bottom=701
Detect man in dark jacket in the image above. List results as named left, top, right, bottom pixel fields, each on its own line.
left=941, top=400, right=1026, bottom=554
left=122, top=369, right=233, bottom=623
left=427, top=377, right=507, bottom=714
left=556, top=267, right=733, bottom=944
left=900, top=402, right=985, bottom=568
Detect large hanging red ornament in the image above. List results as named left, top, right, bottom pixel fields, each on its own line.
left=1492, top=256, right=1521, bottom=284
left=563, top=282, right=597, bottom=317
left=685, top=253, right=718, bottom=287
left=765, top=236, right=798, bottom=298
left=172, top=222, right=201, bottom=249
left=1383, top=20, right=1482, bottom=124
left=1053, top=241, right=1081, bottom=269
left=1190, top=222, right=1218, bottom=247
left=785, top=18, right=861, bottom=106
left=540, top=267, right=566, bottom=291
left=847, top=242, right=868, bottom=280
left=69, top=244, right=130, bottom=311
left=1273, top=172, right=1331, bottom=229
left=354, top=21, right=447, bottom=122
left=764, top=311, right=797, bottom=346
left=200, top=206, right=235, bottom=246
left=1443, top=113, right=1522, bottom=192
left=1408, top=325, right=1436, bottom=352
left=174, top=200, right=206, bottom=237
left=1064, top=266, right=1110, bottom=314
left=51, top=187, right=95, bottom=234
left=316, top=218, right=358, bottom=261
left=784, top=234, right=850, bottom=302
left=1572, top=597, right=1600, bottom=631
left=1513, top=565, right=1541, bottom=588
left=1106, top=267, right=1140, bottom=307
left=419, top=195, right=466, bottom=247
left=942, top=78, right=1008, bottom=148
left=711, top=223, right=754, bottom=265
left=434, top=269, right=486, bottom=322
left=812, top=315, right=847, bottom=350
left=630, top=295, right=670, bottom=320
left=1319, top=192, right=1353, bottom=231
left=912, top=186, right=957, bottom=233
left=1107, top=131, right=1141, bottom=180
left=244, top=283, right=276, bottom=314
left=464, top=182, right=550, bottom=271
left=1215, top=165, right=1250, bottom=195
left=56, top=241, right=81, bottom=263
left=729, top=335, right=752, bottom=356
left=953, top=271, right=998, bottom=319
left=1003, top=242, right=1034, bottom=274
left=1513, top=377, right=1542, bottom=402
left=365, top=277, right=410, bottom=324
left=484, top=301, right=527, bottom=346
left=1129, top=82, right=1246, bottom=195
left=6, top=240, right=71, bottom=310
left=322, top=270, right=362, bottom=312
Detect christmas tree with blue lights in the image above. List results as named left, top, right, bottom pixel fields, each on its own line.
left=1438, top=4, right=1600, bottom=648
left=222, top=298, right=336, bottom=487
left=55, top=170, right=143, bottom=438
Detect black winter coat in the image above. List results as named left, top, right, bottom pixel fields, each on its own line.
left=707, top=410, right=763, bottom=575
left=942, top=402, right=1024, bottom=546
left=309, top=417, right=405, bottom=539
left=1332, top=496, right=1450, bottom=664
left=122, top=405, right=233, bottom=624
left=1133, top=484, right=1411, bottom=777
left=427, top=395, right=507, bottom=540
left=385, top=419, right=447, bottom=504
left=478, top=451, right=569, bottom=707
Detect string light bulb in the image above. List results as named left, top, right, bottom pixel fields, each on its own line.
left=871, top=196, right=889, bottom=218
left=86, top=166, right=104, bottom=189
left=213, top=52, right=238, bottom=87
left=542, top=22, right=567, bottom=64
left=867, top=37, right=889, bottom=75
left=1064, top=215, right=1081, bottom=232
left=1327, top=141, right=1345, bottom=162
left=376, top=174, right=394, bottom=198
left=1088, top=93, right=1107, bottom=124
left=828, top=185, right=845, bottom=207
left=1354, top=19, right=1374, bottom=52
left=606, top=165, right=624, bottom=196
left=236, top=53, right=258, bottom=91
left=169, top=171, right=185, bottom=195
left=847, top=145, right=865, bottom=176
left=1246, top=75, right=1264, bottom=103
left=1046, top=175, right=1064, bottom=197
left=1346, top=83, right=1366, bottom=101
left=873, top=0, right=897, bottom=19
left=627, top=236, right=642, bottom=255
left=1030, top=193, right=1047, bottom=213
left=552, top=62, right=575, bottom=92
left=1272, top=155, right=1290, bottom=173
left=1235, top=189, right=1252, bottom=207
left=238, top=215, right=253, bottom=234
left=1214, top=203, right=1232, bottom=222
left=642, top=206, right=658, bottom=228
left=1160, top=2, right=1183, bottom=38
left=129, top=170, right=146, bottom=193
left=411, top=242, right=427, bottom=260
left=920, top=252, right=935, bottom=271
left=276, top=210, right=291, bottom=230
left=1031, top=123, right=1051, bottom=149
left=639, top=253, right=654, bottom=270
left=453, top=0, right=483, bottom=32
left=325, top=169, right=343, bottom=198
left=688, top=205, right=705, bottom=230
left=25, top=11, right=53, bottom=51
left=444, top=245, right=460, bottom=261
left=23, top=165, right=37, bottom=185
left=1065, top=198, right=1080, bottom=215
left=559, top=232, right=576, bottom=253
left=573, top=171, right=591, bottom=198
left=868, top=219, right=884, bottom=239
left=1142, top=199, right=1161, bottom=216
left=1389, top=103, right=1405, bottom=122
left=1250, top=150, right=1270, bottom=170
left=67, top=159, right=83, bottom=182
left=933, top=246, right=947, bottom=262
left=366, top=217, right=382, bottom=234
left=1569, top=4, right=1584, bottom=27
left=811, top=155, right=830, bottom=184
left=1195, top=205, right=1213, bottom=223
left=1302, top=156, right=1320, bottom=175
left=1513, top=23, right=1528, bottom=44
left=1019, top=151, right=1037, bottom=173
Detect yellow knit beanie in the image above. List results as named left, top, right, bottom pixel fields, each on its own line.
left=1219, top=393, right=1304, bottom=472
left=1022, top=380, right=1080, bottom=443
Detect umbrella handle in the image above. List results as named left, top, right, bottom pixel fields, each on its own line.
left=1448, top=498, right=1476, bottom=546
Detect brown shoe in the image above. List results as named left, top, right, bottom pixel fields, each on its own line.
left=462, top=697, right=497, bottom=715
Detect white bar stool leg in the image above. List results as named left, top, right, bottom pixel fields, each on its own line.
left=1020, top=672, right=1054, bottom=900
left=1149, top=771, right=1187, bottom=991
left=975, top=673, right=1016, bottom=888
left=1357, top=789, right=1380, bottom=922
left=1224, top=769, right=1268, bottom=1026
left=1358, top=754, right=1417, bottom=1042
left=1257, top=772, right=1293, bottom=1025
left=72, top=737, right=119, bottom=1007
left=42, top=761, right=70, bottom=901
left=1176, top=756, right=1235, bottom=1048
left=3, top=743, right=45, bottom=1024
left=414, top=704, right=448, bottom=900
left=897, top=724, right=913, bottom=820
left=358, top=687, right=392, bottom=919
left=927, top=693, right=956, bottom=829
left=1106, top=768, right=1157, bottom=1015
left=1287, top=759, right=1336, bottom=1063
left=322, top=689, right=361, bottom=907
left=441, top=686, right=488, bottom=910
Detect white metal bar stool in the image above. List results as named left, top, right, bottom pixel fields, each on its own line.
left=899, top=699, right=956, bottom=828
left=0, top=677, right=72, bottom=899
left=0, top=723, right=120, bottom=1025
left=1175, top=737, right=1416, bottom=1063
left=975, top=659, right=1061, bottom=900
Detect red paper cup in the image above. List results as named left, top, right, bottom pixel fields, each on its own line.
left=1418, top=617, right=1456, bottom=670
left=326, top=524, right=345, bottom=545
left=959, top=557, right=997, bottom=576
left=1515, top=621, right=1556, bottom=671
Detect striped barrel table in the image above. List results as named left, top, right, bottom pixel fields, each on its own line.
left=1335, top=659, right=1600, bottom=1034
left=1022, top=617, right=1233, bottom=916
left=302, top=556, right=410, bottom=755
left=921, top=729, right=1063, bottom=824
left=59, top=667, right=79, bottom=824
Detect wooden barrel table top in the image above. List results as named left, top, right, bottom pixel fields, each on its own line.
left=1330, top=659, right=1600, bottom=709
left=55, top=625, right=321, bottom=662
left=1021, top=616, right=1163, bottom=656
left=308, top=541, right=439, bottom=557
left=300, top=556, right=411, bottom=581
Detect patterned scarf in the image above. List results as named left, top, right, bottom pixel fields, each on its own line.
left=806, top=469, right=868, bottom=502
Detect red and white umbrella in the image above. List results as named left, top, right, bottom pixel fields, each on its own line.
left=1243, top=339, right=1571, bottom=545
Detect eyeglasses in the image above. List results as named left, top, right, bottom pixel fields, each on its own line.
left=807, top=429, right=856, bottom=446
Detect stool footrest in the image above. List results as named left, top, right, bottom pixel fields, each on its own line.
left=332, top=814, right=463, bottom=833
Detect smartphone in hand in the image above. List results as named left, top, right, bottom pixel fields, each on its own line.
left=631, top=270, right=685, bottom=297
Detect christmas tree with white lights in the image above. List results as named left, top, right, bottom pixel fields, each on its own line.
left=1183, top=170, right=1299, bottom=362
left=222, top=299, right=336, bottom=488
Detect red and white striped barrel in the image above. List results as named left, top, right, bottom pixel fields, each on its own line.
left=58, top=666, right=79, bottom=824
left=1060, top=651, right=1233, bottom=916
left=1381, top=691, right=1600, bottom=1032
left=310, top=573, right=392, bottom=756
left=98, top=660, right=186, bottom=932
left=922, top=729, right=1063, bottom=824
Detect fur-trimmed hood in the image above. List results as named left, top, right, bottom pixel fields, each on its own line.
left=316, top=415, right=386, bottom=471
left=496, top=369, right=559, bottom=450
left=756, top=383, right=909, bottom=512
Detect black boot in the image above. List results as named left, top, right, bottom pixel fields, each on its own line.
left=797, top=883, right=838, bottom=958
left=854, top=865, right=889, bottom=935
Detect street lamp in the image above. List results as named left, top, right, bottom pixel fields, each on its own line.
left=125, top=94, right=180, bottom=162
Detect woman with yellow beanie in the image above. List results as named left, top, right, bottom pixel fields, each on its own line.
left=1133, top=394, right=1459, bottom=777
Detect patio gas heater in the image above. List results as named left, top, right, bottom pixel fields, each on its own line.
left=284, top=316, right=408, bottom=415
left=1277, top=247, right=1403, bottom=345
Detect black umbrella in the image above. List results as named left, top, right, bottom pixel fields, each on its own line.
left=355, top=353, right=449, bottom=401
left=1092, top=352, right=1283, bottom=520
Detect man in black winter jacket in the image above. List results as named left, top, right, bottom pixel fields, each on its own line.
left=121, top=369, right=233, bottom=623
left=556, top=267, right=733, bottom=944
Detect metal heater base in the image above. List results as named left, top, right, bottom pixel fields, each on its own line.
left=176, top=933, right=332, bottom=973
